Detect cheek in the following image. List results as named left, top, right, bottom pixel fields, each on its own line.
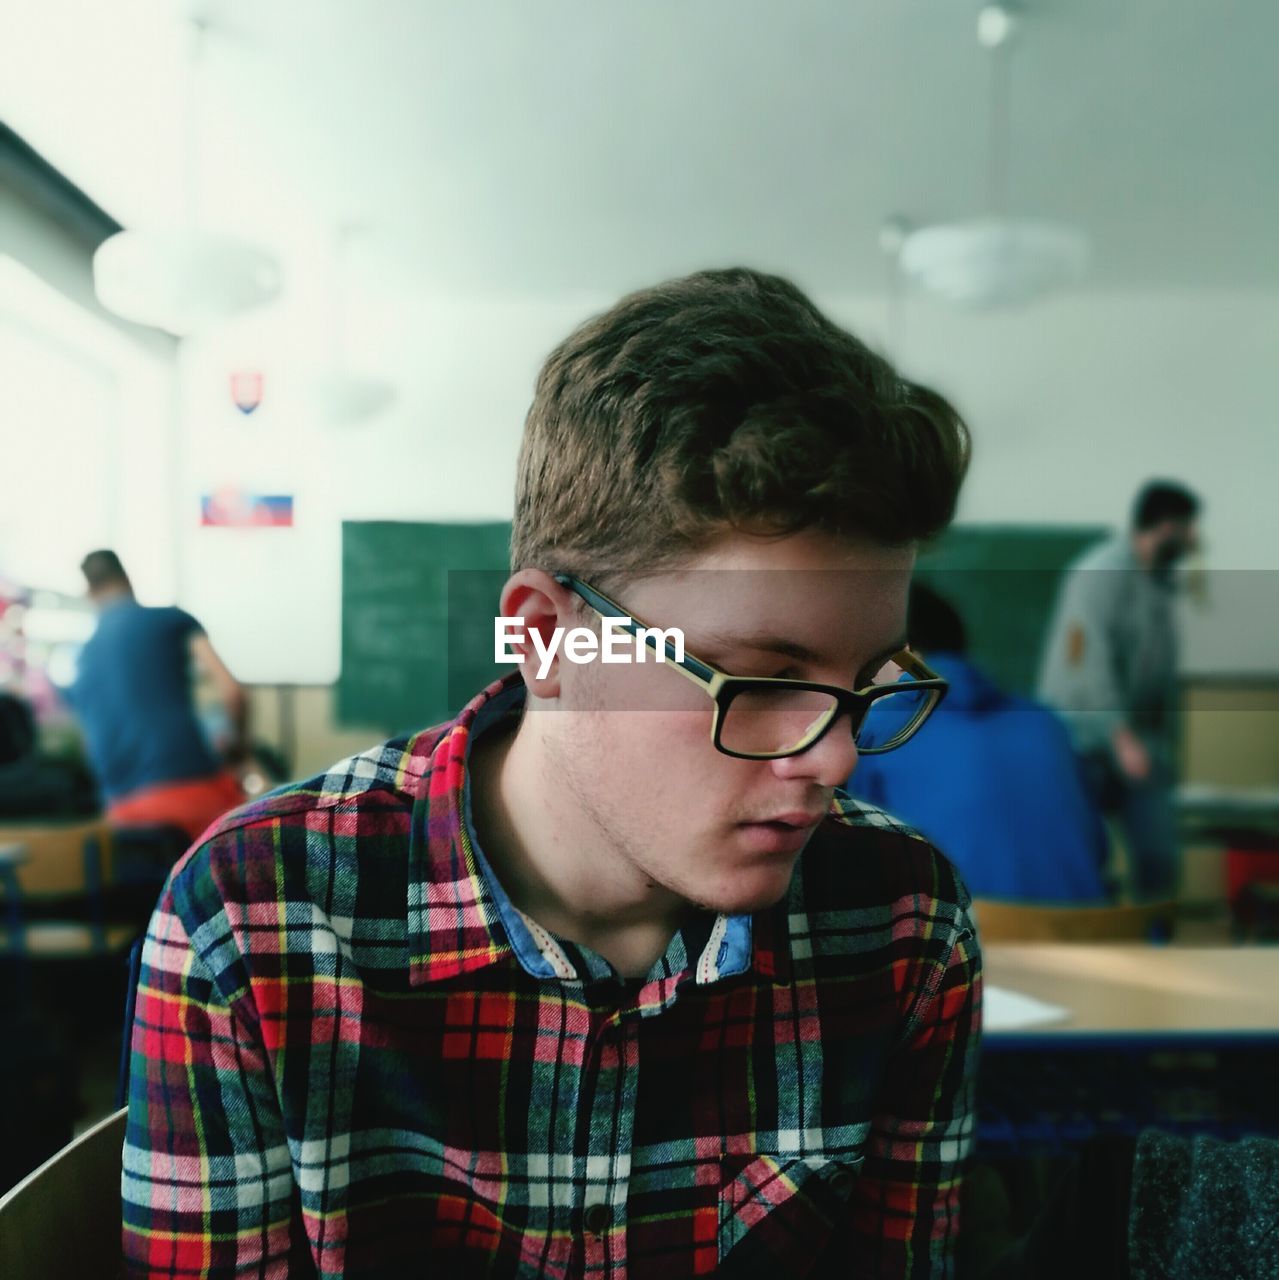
left=590, top=707, right=730, bottom=801
left=587, top=648, right=712, bottom=715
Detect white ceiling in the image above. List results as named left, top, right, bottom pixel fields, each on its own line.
left=2, top=0, right=1276, bottom=298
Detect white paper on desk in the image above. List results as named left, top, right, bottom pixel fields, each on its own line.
left=983, top=984, right=1071, bottom=1032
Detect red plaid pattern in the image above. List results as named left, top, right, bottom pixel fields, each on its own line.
left=123, top=674, right=980, bottom=1278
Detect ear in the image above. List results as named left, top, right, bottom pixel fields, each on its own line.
left=496, top=569, right=579, bottom=699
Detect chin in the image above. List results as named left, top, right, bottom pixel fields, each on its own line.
left=698, top=868, right=796, bottom=916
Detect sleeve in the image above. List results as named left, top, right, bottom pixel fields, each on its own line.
left=172, top=607, right=206, bottom=639
left=1043, top=565, right=1128, bottom=754
left=121, top=885, right=309, bottom=1278
left=846, top=896, right=982, bottom=1279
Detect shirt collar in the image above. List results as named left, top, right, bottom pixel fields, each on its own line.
left=404, top=672, right=758, bottom=990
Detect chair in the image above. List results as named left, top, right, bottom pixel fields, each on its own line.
left=0, top=1106, right=127, bottom=1280
left=0, top=820, right=138, bottom=960
left=971, top=897, right=1180, bottom=943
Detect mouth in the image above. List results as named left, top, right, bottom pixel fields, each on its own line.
left=750, top=811, right=827, bottom=830
left=736, top=811, right=825, bottom=855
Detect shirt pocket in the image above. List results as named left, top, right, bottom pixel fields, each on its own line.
left=718, top=1151, right=864, bottom=1276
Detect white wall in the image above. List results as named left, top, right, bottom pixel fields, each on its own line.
left=176, top=283, right=1278, bottom=683
left=179, top=289, right=607, bottom=683
left=827, top=288, right=1279, bottom=673
left=828, top=288, right=1276, bottom=570
left=0, top=183, right=177, bottom=602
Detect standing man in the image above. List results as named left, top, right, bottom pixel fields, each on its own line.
left=1038, top=481, right=1201, bottom=900
left=68, top=549, right=247, bottom=841
left=123, top=269, right=979, bottom=1278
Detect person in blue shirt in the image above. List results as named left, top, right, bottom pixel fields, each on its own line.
left=66, top=549, right=247, bottom=841
left=847, top=582, right=1109, bottom=902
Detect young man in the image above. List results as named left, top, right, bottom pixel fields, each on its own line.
left=123, top=269, right=978, bottom=1278
left=1038, top=480, right=1201, bottom=900
left=68, top=549, right=247, bottom=840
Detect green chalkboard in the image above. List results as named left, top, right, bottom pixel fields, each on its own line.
left=338, top=520, right=1107, bottom=733
left=339, top=521, right=512, bottom=733
left=915, top=524, right=1107, bottom=697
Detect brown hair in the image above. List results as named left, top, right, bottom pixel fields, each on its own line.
left=511, top=267, right=970, bottom=574
left=80, top=549, right=130, bottom=592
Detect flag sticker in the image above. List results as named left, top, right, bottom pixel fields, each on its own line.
left=230, top=371, right=264, bottom=415
left=201, top=492, right=294, bottom=527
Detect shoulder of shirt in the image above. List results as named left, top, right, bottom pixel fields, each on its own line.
left=811, top=790, right=973, bottom=915
left=232, top=727, right=447, bottom=830
left=827, top=789, right=934, bottom=844
left=1071, top=534, right=1131, bottom=573
left=165, top=723, right=451, bottom=897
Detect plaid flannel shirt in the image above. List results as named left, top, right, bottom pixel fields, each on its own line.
left=123, top=674, right=981, bottom=1279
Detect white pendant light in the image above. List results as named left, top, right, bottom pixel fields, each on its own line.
left=94, top=228, right=282, bottom=336
left=897, top=6, right=1090, bottom=307
left=92, top=18, right=282, bottom=336
left=899, top=217, right=1089, bottom=307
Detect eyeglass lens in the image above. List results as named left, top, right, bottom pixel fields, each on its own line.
left=718, top=661, right=934, bottom=757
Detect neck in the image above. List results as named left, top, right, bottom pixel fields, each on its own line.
left=93, top=584, right=133, bottom=607
left=469, top=715, right=692, bottom=978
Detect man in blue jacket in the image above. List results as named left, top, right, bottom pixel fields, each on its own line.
left=848, top=583, right=1109, bottom=902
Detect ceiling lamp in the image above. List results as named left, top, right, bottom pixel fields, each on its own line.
left=899, top=217, right=1089, bottom=307
left=93, top=229, right=281, bottom=336
left=896, top=6, right=1090, bottom=307
left=92, top=18, right=282, bottom=336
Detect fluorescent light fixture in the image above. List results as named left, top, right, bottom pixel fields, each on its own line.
left=93, top=228, right=283, bottom=336
left=898, top=217, right=1090, bottom=307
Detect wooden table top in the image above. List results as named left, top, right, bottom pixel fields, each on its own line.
left=983, top=944, right=1279, bottom=1037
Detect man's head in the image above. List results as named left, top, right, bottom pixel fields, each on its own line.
left=80, top=549, right=132, bottom=605
left=1130, top=480, right=1200, bottom=578
left=512, top=267, right=968, bottom=575
left=498, top=269, right=969, bottom=918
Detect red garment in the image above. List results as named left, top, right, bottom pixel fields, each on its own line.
left=107, top=769, right=245, bottom=843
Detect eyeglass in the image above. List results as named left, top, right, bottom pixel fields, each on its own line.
left=553, top=573, right=949, bottom=761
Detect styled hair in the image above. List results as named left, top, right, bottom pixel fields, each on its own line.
left=512, top=268, right=970, bottom=573
left=80, top=549, right=130, bottom=592
left=908, top=582, right=967, bottom=655
left=1132, top=480, right=1200, bottom=532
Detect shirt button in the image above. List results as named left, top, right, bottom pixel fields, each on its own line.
left=583, top=1203, right=611, bottom=1236
left=829, top=1168, right=856, bottom=1197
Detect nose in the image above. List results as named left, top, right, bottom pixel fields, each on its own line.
left=768, top=713, right=860, bottom=788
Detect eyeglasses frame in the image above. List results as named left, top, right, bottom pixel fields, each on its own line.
left=551, top=572, right=949, bottom=760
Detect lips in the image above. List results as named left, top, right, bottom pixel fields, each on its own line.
left=736, top=815, right=821, bottom=856
left=753, top=811, right=826, bottom=829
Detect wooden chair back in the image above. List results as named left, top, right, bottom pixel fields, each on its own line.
left=0, top=821, right=114, bottom=897
left=0, top=1107, right=127, bottom=1280
left=972, top=897, right=1178, bottom=942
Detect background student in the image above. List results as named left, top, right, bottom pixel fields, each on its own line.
left=848, top=582, right=1110, bottom=903
left=64, top=549, right=247, bottom=842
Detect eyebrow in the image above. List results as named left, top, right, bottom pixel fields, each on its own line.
left=693, top=630, right=909, bottom=674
